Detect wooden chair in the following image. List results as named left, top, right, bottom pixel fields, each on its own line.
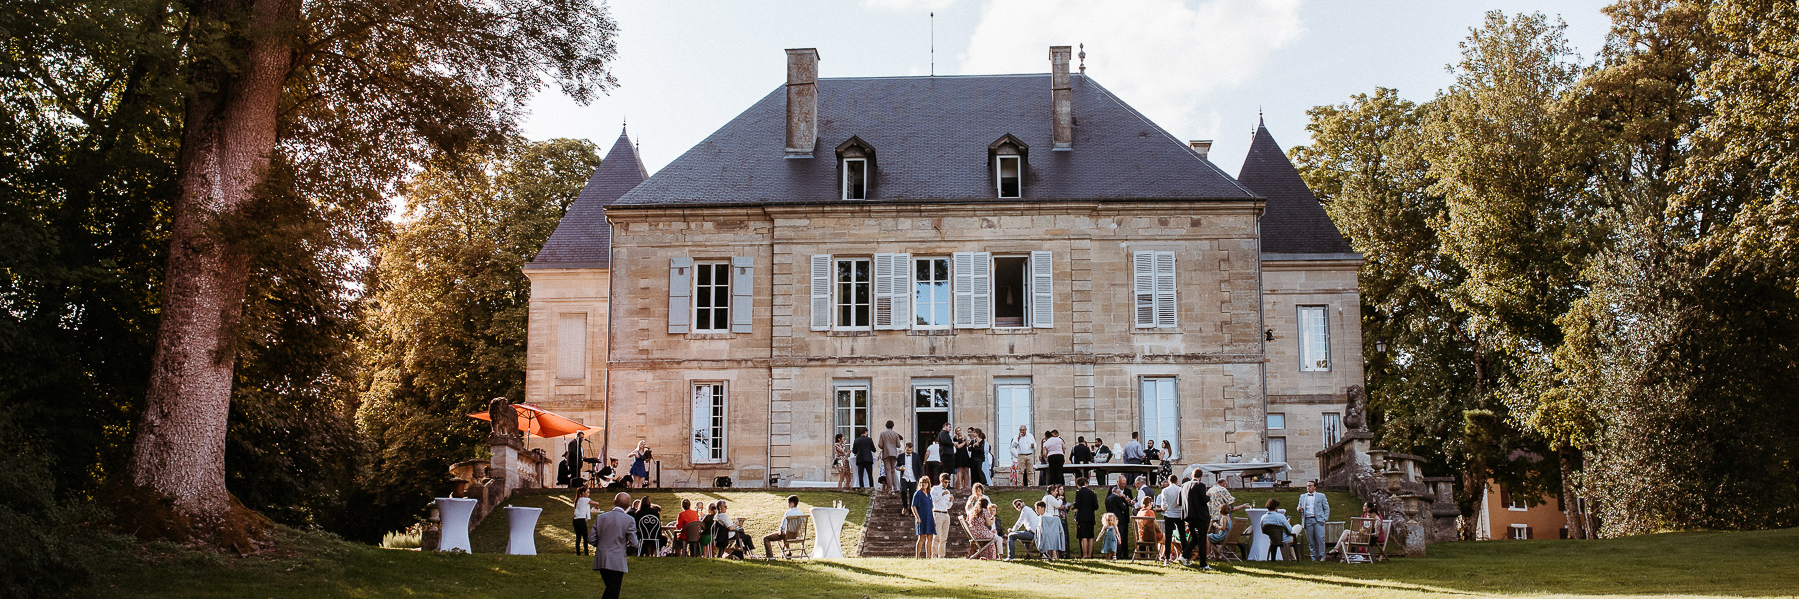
left=1131, top=516, right=1160, bottom=560
left=636, top=515, right=663, bottom=557
left=1215, top=517, right=1249, bottom=562
left=960, top=515, right=994, bottom=558
left=679, top=521, right=704, bottom=556
left=1371, top=520, right=1396, bottom=561
left=1341, top=517, right=1377, bottom=564
left=777, top=514, right=812, bottom=560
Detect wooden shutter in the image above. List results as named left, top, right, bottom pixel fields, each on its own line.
left=891, top=253, right=911, bottom=330
left=1154, top=251, right=1177, bottom=327
left=556, top=313, right=586, bottom=379
left=668, top=257, right=692, bottom=334
left=872, top=253, right=897, bottom=330
left=1133, top=251, right=1155, bottom=327
left=969, top=252, right=992, bottom=328
left=953, top=252, right=975, bottom=329
left=691, top=385, right=712, bottom=463
left=810, top=254, right=832, bottom=331
left=730, top=256, right=753, bottom=333
left=1030, top=250, right=1053, bottom=328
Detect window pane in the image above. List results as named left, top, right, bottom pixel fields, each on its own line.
left=1267, top=413, right=1285, bottom=429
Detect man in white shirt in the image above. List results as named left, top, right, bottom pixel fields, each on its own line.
left=762, top=495, right=808, bottom=559
left=1154, top=477, right=1190, bottom=564
left=1005, top=499, right=1040, bottom=560
left=1298, top=481, right=1331, bottom=561
left=1121, top=432, right=1145, bottom=485
left=1010, top=425, right=1036, bottom=487
left=930, top=474, right=954, bottom=558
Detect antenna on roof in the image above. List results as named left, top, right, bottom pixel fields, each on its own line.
left=930, top=12, right=935, bottom=77
left=1079, top=43, right=1086, bottom=74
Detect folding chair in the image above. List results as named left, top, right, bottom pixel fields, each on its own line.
left=960, top=515, right=994, bottom=558
left=1372, top=521, right=1395, bottom=562
left=1214, top=517, right=1248, bottom=562
left=1341, top=517, right=1376, bottom=564
left=636, top=515, right=663, bottom=557
left=777, top=514, right=812, bottom=560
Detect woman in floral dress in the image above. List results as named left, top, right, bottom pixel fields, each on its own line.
left=966, top=497, right=1000, bottom=560
left=833, top=433, right=852, bottom=488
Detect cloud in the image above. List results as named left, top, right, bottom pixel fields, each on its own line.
left=957, top=0, right=1303, bottom=138
left=863, top=0, right=958, bottom=11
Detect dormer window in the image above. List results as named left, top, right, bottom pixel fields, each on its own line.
left=988, top=134, right=1028, bottom=199
left=835, top=136, right=876, bottom=201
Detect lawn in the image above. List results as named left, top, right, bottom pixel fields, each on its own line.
left=982, top=485, right=1361, bottom=553
left=88, top=507, right=1799, bottom=598
left=469, top=490, right=870, bottom=556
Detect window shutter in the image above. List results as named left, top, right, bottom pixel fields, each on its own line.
left=810, top=254, right=832, bottom=331
left=1154, top=251, right=1177, bottom=327
left=557, top=313, right=586, bottom=379
left=691, top=386, right=711, bottom=463
left=1133, top=251, right=1155, bottom=327
left=668, top=257, right=692, bottom=334
left=1030, top=250, right=1054, bottom=328
left=953, top=252, right=976, bottom=328
left=873, top=253, right=897, bottom=330
left=970, top=252, right=992, bottom=328
left=888, top=253, right=911, bottom=330
left=730, top=256, right=753, bottom=333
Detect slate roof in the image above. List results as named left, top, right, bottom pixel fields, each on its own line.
left=1237, top=120, right=1355, bottom=256
left=608, top=74, right=1257, bottom=208
left=527, top=128, right=648, bottom=269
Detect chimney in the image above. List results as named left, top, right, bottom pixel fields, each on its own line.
left=1049, top=45, right=1073, bottom=150
left=785, top=48, right=819, bottom=158
left=1189, top=139, right=1213, bottom=160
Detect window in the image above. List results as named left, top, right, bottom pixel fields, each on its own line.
left=834, top=382, right=870, bottom=446
left=842, top=158, right=867, bottom=200
left=914, top=382, right=951, bottom=410
left=1268, top=436, right=1288, bottom=466
left=691, top=382, right=727, bottom=464
left=834, top=258, right=872, bottom=329
left=997, top=155, right=1021, bottom=198
left=1508, top=524, right=1531, bottom=540
left=1298, top=305, right=1330, bottom=371
left=913, top=257, right=951, bottom=328
left=1323, top=412, right=1342, bottom=447
left=1266, top=413, right=1285, bottom=430
left=1133, top=251, right=1177, bottom=328
left=1506, top=486, right=1529, bottom=511
left=556, top=312, right=585, bottom=380
left=994, top=379, right=1032, bottom=467
left=693, top=262, right=730, bottom=332
left=992, top=256, right=1029, bottom=327
left=1140, top=377, right=1179, bottom=458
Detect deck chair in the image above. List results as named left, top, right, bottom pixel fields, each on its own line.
left=1214, top=517, right=1249, bottom=562
left=636, top=515, right=663, bottom=557
left=679, top=521, right=704, bottom=556
left=1341, top=517, right=1377, bottom=564
left=777, top=514, right=812, bottom=560
left=960, top=515, right=995, bottom=558
left=1372, top=520, right=1395, bottom=562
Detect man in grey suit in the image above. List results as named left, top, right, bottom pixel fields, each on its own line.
left=878, top=420, right=903, bottom=493
left=588, top=492, right=642, bottom=599
left=1299, top=481, right=1331, bottom=561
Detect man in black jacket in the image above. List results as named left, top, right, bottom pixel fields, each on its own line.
left=852, top=428, right=876, bottom=488
left=934, top=423, right=956, bottom=486
left=1074, top=477, right=1100, bottom=558
left=1104, top=482, right=1134, bottom=559
left=1183, top=477, right=1212, bottom=569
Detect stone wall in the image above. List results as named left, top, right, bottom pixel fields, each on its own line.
left=1262, top=258, right=1362, bottom=483
left=522, top=267, right=610, bottom=459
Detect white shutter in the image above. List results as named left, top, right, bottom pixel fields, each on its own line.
left=556, top=313, right=586, bottom=379
left=691, top=385, right=712, bottom=463
left=873, top=253, right=897, bottom=330
left=668, top=257, right=692, bottom=334
left=1133, top=251, right=1155, bottom=327
left=730, top=256, right=753, bottom=333
left=1154, top=251, right=1177, bottom=328
left=970, top=251, right=992, bottom=328
left=1030, top=250, right=1054, bottom=328
left=953, top=252, right=976, bottom=329
left=891, top=253, right=911, bottom=330
left=810, top=254, right=832, bottom=331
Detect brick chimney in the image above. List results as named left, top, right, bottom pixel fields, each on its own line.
left=1049, top=46, right=1073, bottom=150
left=785, top=48, right=819, bottom=158
left=1189, top=139, right=1213, bottom=160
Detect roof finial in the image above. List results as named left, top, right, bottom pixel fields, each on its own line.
left=930, top=12, right=935, bottom=77
left=1078, top=43, right=1086, bottom=74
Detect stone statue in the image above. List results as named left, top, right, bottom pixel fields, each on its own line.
left=487, top=398, right=520, bottom=443
left=1344, top=385, right=1368, bottom=432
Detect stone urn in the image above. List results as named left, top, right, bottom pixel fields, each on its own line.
left=1366, top=449, right=1388, bottom=470
left=1383, top=469, right=1406, bottom=492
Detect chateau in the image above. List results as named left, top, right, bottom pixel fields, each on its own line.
left=523, top=46, right=1363, bottom=487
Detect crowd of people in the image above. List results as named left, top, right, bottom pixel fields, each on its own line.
left=557, top=432, right=656, bottom=490
left=834, top=423, right=1181, bottom=496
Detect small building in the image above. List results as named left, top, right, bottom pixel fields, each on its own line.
left=1475, top=481, right=1586, bottom=539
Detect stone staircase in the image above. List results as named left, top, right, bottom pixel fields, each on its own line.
left=858, top=488, right=973, bottom=557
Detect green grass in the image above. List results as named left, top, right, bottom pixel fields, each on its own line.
left=469, top=490, right=870, bottom=556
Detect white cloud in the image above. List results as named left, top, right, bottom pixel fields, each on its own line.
left=863, top=0, right=958, bottom=11
left=957, top=0, right=1303, bottom=138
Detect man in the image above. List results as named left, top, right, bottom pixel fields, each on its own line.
left=1068, top=436, right=1093, bottom=485
left=1183, top=476, right=1213, bottom=570
left=852, top=427, right=876, bottom=488
left=595, top=457, right=620, bottom=488
left=879, top=420, right=904, bottom=493
left=930, top=473, right=954, bottom=558
left=1156, top=476, right=1189, bottom=565
left=1073, top=477, right=1099, bottom=558
left=588, top=492, right=641, bottom=599
left=1010, top=425, right=1036, bottom=487
left=1260, top=498, right=1299, bottom=561
left=1299, top=481, right=1331, bottom=561
left=762, top=495, right=807, bottom=559
left=897, top=442, right=918, bottom=515
left=1104, top=482, right=1134, bottom=559
left=1121, top=432, right=1145, bottom=486
left=935, top=423, right=955, bottom=486
left=1005, top=499, right=1040, bottom=560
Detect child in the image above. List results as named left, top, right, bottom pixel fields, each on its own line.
left=1099, top=512, right=1121, bottom=560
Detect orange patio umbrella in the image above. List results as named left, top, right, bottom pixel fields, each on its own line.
left=468, top=403, right=593, bottom=438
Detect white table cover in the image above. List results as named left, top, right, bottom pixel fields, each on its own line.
left=810, top=507, right=850, bottom=558
left=436, top=497, right=478, bottom=553
left=505, top=506, right=543, bottom=555
left=1245, top=507, right=1270, bottom=561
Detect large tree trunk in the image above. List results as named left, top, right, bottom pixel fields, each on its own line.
left=128, top=0, right=299, bottom=528
left=1559, top=449, right=1588, bottom=539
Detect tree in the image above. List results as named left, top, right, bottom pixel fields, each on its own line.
left=352, top=138, right=602, bottom=541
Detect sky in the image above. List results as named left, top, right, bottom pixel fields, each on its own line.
left=521, top=0, right=1615, bottom=177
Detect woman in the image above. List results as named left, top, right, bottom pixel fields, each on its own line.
left=1042, top=431, right=1065, bottom=487
left=966, top=497, right=999, bottom=560
left=1208, top=503, right=1236, bottom=560
left=674, top=498, right=701, bottom=556
left=965, top=482, right=988, bottom=523
left=628, top=440, right=653, bottom=488
left=1136, top=497, right=1164, bottom=560
left=1332, top=502, right=1384, bottom=560
left=969, top=429, right=990, bottom=488
left=699, top=502, right=718, bottom=557
left=954, top=429, right=972, bottom=491
left=572, top=487, right=593, bottom=556
left=912, top=478, right=936, bottom=559
left=833, top=433, right=852, bottom=489
left=924, top=434, right=943, bottom=483
left=1036, top=499, right=1067, bottom=560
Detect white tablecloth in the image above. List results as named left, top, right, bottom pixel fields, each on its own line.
left=810, top=507, right=850, bottom=558
left=1245, top=508, right=1270, bottom=561
left=505, top=506, right=542, bottom=555
left=436, top=497, right=477, bottom=553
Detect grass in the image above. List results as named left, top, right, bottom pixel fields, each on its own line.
left=978, top=485, right=1361, bottom=552
left=469, top=490, right=870, bottom=556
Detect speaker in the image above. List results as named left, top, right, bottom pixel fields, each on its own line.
left=714, top=476, right=733, bottom=488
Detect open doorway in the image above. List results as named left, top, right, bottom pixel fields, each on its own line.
left=912, top=380, right=951, bottom=456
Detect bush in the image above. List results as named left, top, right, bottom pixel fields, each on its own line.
left=0, top=420, right=131, bottom=599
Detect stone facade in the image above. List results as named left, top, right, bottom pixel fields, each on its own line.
left=1262, top=257, right=1364, bottom=482
left=520, top=267, right=610, bottom=460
